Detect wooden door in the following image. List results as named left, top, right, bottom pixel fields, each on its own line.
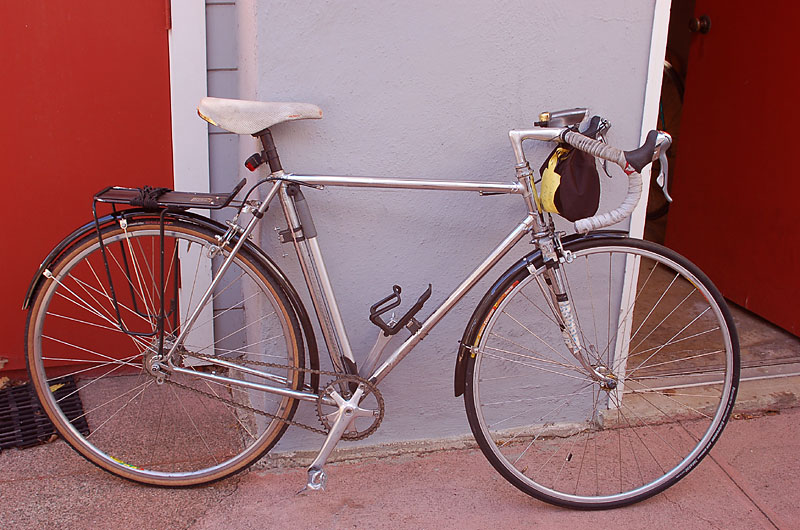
left=664, top=0, right=800, bottom=335
left=1, top=2, right=174, bottom=375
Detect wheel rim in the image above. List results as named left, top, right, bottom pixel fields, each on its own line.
left=469, top=242, right=737, bottom=506
left=27, top=222, right=301, bottom=484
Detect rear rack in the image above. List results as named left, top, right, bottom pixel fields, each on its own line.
left=94, top=177, right=247, bottom=210
left=88, top=177, right=248, bottom=344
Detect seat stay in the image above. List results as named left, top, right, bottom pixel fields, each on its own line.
left=163, top=180, right=284, bottom=361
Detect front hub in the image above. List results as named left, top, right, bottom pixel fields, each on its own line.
left=594, top=365, right=618, bottom=391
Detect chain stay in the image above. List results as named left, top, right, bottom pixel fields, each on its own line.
left=167, top=354, right=378, bottom=436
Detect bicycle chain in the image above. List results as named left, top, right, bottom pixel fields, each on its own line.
left=165, top=354, right=384, bottom=437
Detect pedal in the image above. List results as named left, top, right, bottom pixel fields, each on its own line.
left=297, top=467, right=327, bottom=495
left=369, top=284, right=432, bottom=336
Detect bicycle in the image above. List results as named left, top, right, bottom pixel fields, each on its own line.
left=22, top=97, right=739, bottom=509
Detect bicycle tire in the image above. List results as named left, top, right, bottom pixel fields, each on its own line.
left=25, top=217, right=304, bottom=486
left=463, top=237, right=739, bottom=509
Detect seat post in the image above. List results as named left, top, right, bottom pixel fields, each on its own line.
left=255, top=128, right=282, bottom=173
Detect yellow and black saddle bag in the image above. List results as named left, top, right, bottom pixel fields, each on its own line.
left=538, top=130, right=601, bottom=222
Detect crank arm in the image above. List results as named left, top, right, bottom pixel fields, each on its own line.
left=303, top=382, right=377, bottom=492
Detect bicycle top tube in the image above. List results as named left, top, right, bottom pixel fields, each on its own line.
left=286, top=174, right=524, bottom=195
left=286, top=126, right=565, bottom=194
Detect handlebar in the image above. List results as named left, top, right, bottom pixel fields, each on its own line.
left=560, top=128, right=672, bottom=233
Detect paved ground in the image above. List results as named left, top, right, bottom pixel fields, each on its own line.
left=3, top=303, right=799, bottom=530
left=1, top=401, right=798, bottom=530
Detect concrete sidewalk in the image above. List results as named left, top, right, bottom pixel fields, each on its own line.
left=1, top=404, right=798, bottom=530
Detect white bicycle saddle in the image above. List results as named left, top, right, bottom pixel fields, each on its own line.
left=197, top=97, right=323, bottom=135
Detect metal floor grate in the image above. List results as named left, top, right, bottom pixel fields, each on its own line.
left=0, top=376, right=90, bottom=450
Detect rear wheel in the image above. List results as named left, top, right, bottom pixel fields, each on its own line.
left=464, top=237, right=739, bottom=508
left=25, top=217, right=304, bottom=486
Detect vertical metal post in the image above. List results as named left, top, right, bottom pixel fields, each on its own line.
left=279, top=185, right=355, bottom=373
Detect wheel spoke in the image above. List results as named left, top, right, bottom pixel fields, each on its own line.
left=467, top=239, right=737, bottom=507
left=485, top=335, right=586, bottom=373
left=500, top=310, right=588, bottom=373
left=481, top=351, right=593, bottom=384
left=27, top=221, right=302, bottom=485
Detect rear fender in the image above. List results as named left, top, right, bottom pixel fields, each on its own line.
left=22, top=209, right=161, bottom=310
left=22, top=209, right=320, bottom=391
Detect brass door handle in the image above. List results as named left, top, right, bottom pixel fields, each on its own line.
left=689, top=15, right=711, bottom=34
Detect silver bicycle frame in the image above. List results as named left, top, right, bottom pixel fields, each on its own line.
left=279, top=154, right=555, bottom=384
left=165, top=127, right=564, bottom=398
left=282, top=175, right=535, bottom=384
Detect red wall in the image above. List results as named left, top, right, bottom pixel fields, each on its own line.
left=0, top=2, right=174, bottom=375
left=664, top=1, right=800, bottom=336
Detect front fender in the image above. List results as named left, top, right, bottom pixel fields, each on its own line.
left=453, top=230, right=628, bottom=397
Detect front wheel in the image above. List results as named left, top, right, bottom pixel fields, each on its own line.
left=463, top=237, right=739, bottom=508
left=25, top=217, right=305, bottom=486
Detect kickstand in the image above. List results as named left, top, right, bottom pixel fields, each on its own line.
left=296, top=381, right=374, bottom=494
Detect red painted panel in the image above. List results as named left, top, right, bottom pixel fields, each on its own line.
left=664, top=1, right=800, bottom=335
left=0, top=2, right=173, bottom=373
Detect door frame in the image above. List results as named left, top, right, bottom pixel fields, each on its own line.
left=168, top=2, right=215, bottom=349
left=613, top=0, right=672, bottom=384
left=168, top=0, right=210, bottom=193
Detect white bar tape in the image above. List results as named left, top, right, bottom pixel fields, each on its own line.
left=561, top=131, right=643, bottom=234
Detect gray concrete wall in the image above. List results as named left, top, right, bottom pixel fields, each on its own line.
left=205, top=0, right=240, bottom=208
left=226, top=0, right=657, bottom=450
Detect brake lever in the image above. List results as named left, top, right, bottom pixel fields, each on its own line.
left=653, top=131, right=673, bottom=203
left=594, top=120, right=613, bottom=178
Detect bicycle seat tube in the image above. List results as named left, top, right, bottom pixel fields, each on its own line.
left=279, top=181, right=355, bottom=374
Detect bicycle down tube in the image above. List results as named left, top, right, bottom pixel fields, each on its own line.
left=276, top=172, right=537, bottom=386
left=275, top=127, right=564, bottom=382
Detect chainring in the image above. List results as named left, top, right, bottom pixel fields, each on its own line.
left=316, top=375, right=385, bottom=441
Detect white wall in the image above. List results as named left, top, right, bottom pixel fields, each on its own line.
left=228, top=0, right=659, bottom=451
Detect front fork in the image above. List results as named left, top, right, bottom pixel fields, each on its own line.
left=515, top=160, right=615, bottom=388
left=534, top=233, right=617, bottom=389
